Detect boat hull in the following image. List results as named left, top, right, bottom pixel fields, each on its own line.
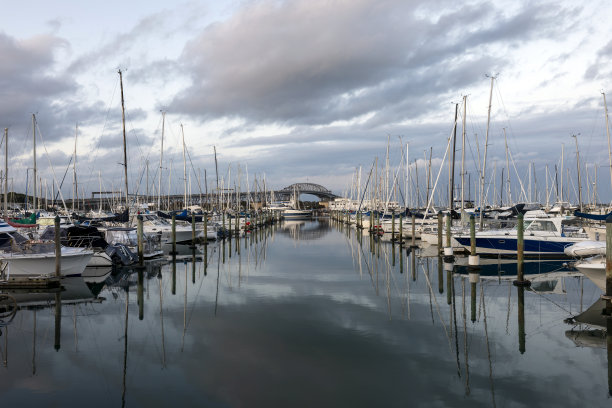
left=454, top=235, right=581, bottom=256
left=2, top=249, right=93, bottom=277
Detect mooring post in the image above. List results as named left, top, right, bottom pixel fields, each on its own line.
left=392, top=212, right=396, bottom=241
left=438, top=257, right=444, bottom=294
left=399, top=212, right=403, bottom=244
left=222, top=212, right=226, bottom=236
left=203, top=212, right=208, bottom=244
left=411, top=213, right=416, bottom=247
left=171, top=214, right=177, bottom=255
left=444, top=213, right=454, bottom=260
left=54, top=215, right=61, bottom=277
left=190, top=213, right=196, bottom=248
left=437, top=211, right=443, bottom=251
left=137, top=215, right=144, bottom=266
left=228, top=215, right=232, bottom=240
left=514, top=213, right=530, bottom=287
left=468, top=214, right=479, bottom=267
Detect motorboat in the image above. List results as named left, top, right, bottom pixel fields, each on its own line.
left=0, top=220, right=93, bottom=278
left=105, top=227, right=163, bottom=259
left=453, top=215, right=588, bottom=256
left=573, top=255, right=605, bottom=291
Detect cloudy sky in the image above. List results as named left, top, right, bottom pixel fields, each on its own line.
left=2, top=0, right=611, bottom=206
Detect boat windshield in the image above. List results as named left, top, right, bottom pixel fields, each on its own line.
left=524, top=219, right=558, bottom=232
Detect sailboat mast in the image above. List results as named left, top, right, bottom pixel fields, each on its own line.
left=118, top=69, right=129, bottom=208
left=73, top=123, right=78, bottom=211
left=449, top=103, right=458, bottom=211
left=214, top=146, right=219, bottom=210
left=3, top=128, right=7, bottom=217
left=602, top=92, right=612, bottom=199
left=461, top=95, right=466, bottom=216
left=503, top=128, right=511, bottom=206
left=560, top=144, right=564, bottom=206
left=181, top=124, right=187, bottom=209
left=158, top=111, right=165, bottom=210
left=573, top=134, right=583, bottom=212
left=32, top=114, right=37, bottom=211
left=479, top=74, right=495, bottom=230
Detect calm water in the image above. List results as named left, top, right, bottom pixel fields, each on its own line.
left=0, top=219, right=609, bottom=407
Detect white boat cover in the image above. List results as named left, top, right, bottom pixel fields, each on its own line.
left=564, top=240, right=606, bottom=257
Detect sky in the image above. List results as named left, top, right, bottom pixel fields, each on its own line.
left=2, top=0, right=612, bottom=207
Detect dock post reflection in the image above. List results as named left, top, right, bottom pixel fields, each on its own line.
left=204, top=243, right=208, bottom=276
left=411, top=248, right=416, bottom=282
left=437, top=256, right=443, bottom=294
left=171, top=214, right=177, bottom=256
left=518, top=285, right=526, bottom=354
left=138, top=268, right=144, bottom=320
left=469, top=271, right=479, bottom=323
left=171, top=258, right=177, bottom=295
left=437, top=211, right=443, bottom=253
left=137, top=215, right=144, bottom=266
left=446, top=262, right=452, bottom=305
left=54, top=291, right=61, bottom=351
left=192, top=249, right=196, bottom=284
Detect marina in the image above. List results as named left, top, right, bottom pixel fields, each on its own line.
left=2, top=1, right=612, bottom=406
left=0, top=217, right=610, bottom=407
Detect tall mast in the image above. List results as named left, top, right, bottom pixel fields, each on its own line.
left=158, top=111, right=165, bottom=210
left=118, top=69, right=129, bottom=209
left=572, top=134, right=582, bottom=212
left=603, top=92, right=612, bottom=200
left=560, top=144, right=564, bottom=205
left=4, top=128, right=7, bottom=217
left=32, top=114, right=37, bottom=211
left=214, top=146, right=219, bottom=210
left=181, top=124, right=187, bottom=209
left=461, top=96, right=467, bottom=217
left=73, top=123, right=78, bottom=211
left=503, top=128, right=511, bottom=206
left=479, top=74, right=496, bottom=230
left=449, top=103, right=458, bottom=211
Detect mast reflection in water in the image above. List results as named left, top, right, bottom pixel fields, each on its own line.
left=0, top=218, right=608, bottom=407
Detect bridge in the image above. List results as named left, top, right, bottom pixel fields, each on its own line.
left=55, top=182, right=339, bottom=211
left=273, top=183, right=338, bottom=201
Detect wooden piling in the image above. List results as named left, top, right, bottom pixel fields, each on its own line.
left=437, top=211, right=443, bottom=251
left=171, top=214, right=177, bottom=255
left=203, top=212, right=208, bottom=244
left=54, top=216, right=61, bottom=277
left=514, top=213, right=530, bottom=286
left=468, top=214, right=479, bottom=267
left=190, top=214, right=196, bottom=248
left=411, top=213, right=416, bottom=247
left=398, top=213, right=403, bottom=244
left=137, top=215, right=144, bottom=266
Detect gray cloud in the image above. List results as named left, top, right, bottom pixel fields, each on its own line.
left=169, top=0, right=569, bottom=128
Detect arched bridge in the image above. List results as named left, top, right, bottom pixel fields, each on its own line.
left=275, top=183, right=338, bottom=201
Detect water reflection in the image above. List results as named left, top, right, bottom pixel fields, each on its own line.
left=0, top=219, right=609, bottom=407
